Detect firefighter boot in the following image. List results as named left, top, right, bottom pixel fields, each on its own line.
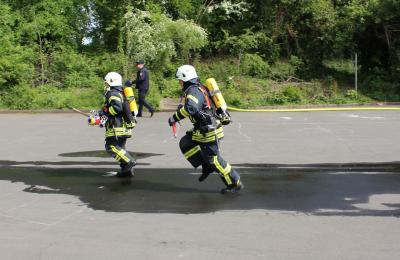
left=199, top=163, right=214, bottom=182
left=116, top=161, right=135, bottom=178
left=220, top=169, right=244, bottom=194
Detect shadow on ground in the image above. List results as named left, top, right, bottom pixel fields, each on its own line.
left=1, top=161, right=400, bottom=216
left=0, top=151, right=163, bottom=166
left=58, top=150, right=163, bottom=159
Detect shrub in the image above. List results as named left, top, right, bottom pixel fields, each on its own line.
left=1, top=84, right=102, bottom=110
left=282, top=85, right=303, bottom=103
left=240, top=53, right=269, bottom=78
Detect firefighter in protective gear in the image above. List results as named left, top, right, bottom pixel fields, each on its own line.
left=102, top=72, right=136, bottom=178
left=168, top=65, right=243, bottom=194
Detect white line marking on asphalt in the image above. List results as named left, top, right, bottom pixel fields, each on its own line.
left=346, top=114, right=384, bottom=120
left=14, top=206, right=89, bottom=240
left=238, top=123, right=252, bottom=142
left=6, top=201, right=37, bottom=212
left=360, top=116, right=384, bottom=120
left=352, top=194, right=400, bottom=210
left=31, top=185, right=60, bottom=192
left=328, top=171, right=396, bottom=175
left=316, top=209, right=360, bottom=213
left=103, top=171, right=117, bottom=177
left=347, top=114, right=360, bottom=118
left=0, top=212, right=50, bottom=226
left=46, top=207, right=87, bottom=228
left=162, top=136, right=176, bottom=143
left=280, top=117, right=292, bottom=120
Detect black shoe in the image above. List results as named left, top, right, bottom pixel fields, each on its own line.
left=150, top=111, right=154, bottom=117
left=199, top=166, right=214, bottom=182
left=136, top=114, right=142, bottom=118
left=116, top=171, right=132, bottom=178
left=116, top=163, right=135, bottom=178
left=220, top=182, right=244, bottom=194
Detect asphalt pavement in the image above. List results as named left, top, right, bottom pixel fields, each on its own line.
left=0, top=111, right=400, bottom=259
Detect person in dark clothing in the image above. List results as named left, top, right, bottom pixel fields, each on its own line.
left=95, top=72, right=136, bottom=178
left=125, top=61, right=154, bottom=117
left=168, top=65, right=243, bottom=194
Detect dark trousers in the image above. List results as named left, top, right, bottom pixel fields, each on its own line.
left=105, top=137, right=136, bottom=169
left=179, top=134, right=240, bottom=187
left=138, top=89, right=154, bottom=116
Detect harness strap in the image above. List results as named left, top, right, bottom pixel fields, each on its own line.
left=197, top=85, right=212, bottom=109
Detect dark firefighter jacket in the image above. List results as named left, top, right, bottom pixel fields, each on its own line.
left=172, top=79, right=223, bottom=143
left=103, top=86, right=132, bottom=138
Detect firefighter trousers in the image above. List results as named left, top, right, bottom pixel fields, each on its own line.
left=105, top=137, right=136, bottom=170
left=179, top=133, right=240, bottom=187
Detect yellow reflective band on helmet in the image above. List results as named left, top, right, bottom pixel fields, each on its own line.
left=109, top=96, right=122, bottom=103
left=187, top=95, right=199, bottom=104
left=214, top=156, right=232, bottom=185
left=180, top=106, right=190, bottom=117
left=109, top=106, right=117, bottom=116
left=184, top=146, right=201, bottom=159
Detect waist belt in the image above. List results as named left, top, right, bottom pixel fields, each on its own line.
left=105, top=127, right=132, bottom=138
left=191, top=126, right=224, bottom=143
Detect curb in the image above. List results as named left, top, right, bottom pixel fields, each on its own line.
left=1, top=104, right=400, bottom=114
left=228, top=106, right=400, bottom=113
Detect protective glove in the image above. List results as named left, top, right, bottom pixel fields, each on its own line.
left=218, top=110, right=232, bottom=125
left=124, top=80, right=133, bottom=87
left=220, top=114, right=231, bottom=125
left=126, top=121, right=136, bottom=129
left=168, top=115, right=177, bottom=126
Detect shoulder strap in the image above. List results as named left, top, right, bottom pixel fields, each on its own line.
left=197, top=85, right=212, bottom=109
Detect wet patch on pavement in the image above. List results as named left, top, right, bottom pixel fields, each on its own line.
left=58, top=150, right=162, bottom=159
left=0, top=151, right=163, bottom=167
left=0, top=160, right=151, bottom=166
left=0, top=163, right=400, bottom=216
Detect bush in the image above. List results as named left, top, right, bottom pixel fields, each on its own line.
left=50, top=49, right=104, bottom=88
left=282, top=85, right=303, bottom=103
left=361, top=72, right=400, bottom=101
left=159, top=78, right=181, bottom=98
left=146, top=83, right=162, bottom=110
left=240, top=53, right=269, bottom=78
left=345, top=89, right=358, bottom=99
left=1, top=84, right=102, bottom=110
left=288, top=55, right=305, bottom=76
left=194, top=58, right=240, bottom=81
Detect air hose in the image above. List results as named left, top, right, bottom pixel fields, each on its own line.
left=227, top=106, right=400, bottom=113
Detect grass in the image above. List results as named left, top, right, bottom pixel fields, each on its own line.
left=159, top=58, right=372, bottom=108
left=0, top=58, right=380, bottom=110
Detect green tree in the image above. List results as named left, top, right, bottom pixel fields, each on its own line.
left=124, top=9, right=207, bottom=69
left=0, top=3, right=35, bottom=90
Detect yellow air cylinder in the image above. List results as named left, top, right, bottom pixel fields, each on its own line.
left=204, top=78, right=227, bottom=111
left=123, top=86, right=138, bottom=116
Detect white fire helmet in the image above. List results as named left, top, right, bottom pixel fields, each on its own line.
left=104, top=72, right=122, bottom=87
left=175, top=65, right=198, bottom=82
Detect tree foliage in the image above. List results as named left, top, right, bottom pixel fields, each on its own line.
left=0, top=0, right=399, bottom=109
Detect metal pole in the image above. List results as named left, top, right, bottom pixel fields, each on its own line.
left=355, top=53, right=358, bottom=95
